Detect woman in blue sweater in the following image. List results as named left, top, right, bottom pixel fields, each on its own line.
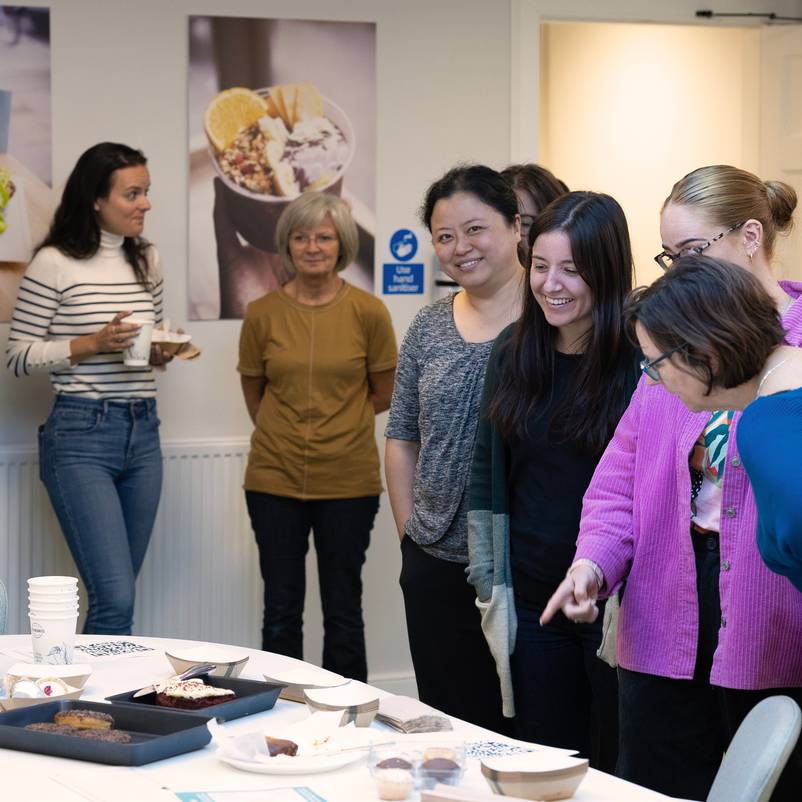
left=627, top=254, right=802, bottom=593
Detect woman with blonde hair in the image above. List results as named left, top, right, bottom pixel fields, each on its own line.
left=543, top=165, right=802, bottom=801
left=239, top=191, right=397, bottom=681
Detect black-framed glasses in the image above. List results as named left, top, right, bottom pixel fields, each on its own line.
left=640, top=344, right=685, bottom=381
left=654, top=222, right=744, bottom=271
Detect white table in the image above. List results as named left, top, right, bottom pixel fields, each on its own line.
left=0, top=635, right=680, bottom=802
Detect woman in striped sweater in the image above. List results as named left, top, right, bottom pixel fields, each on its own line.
left=6, top=142, right=166, bottom=634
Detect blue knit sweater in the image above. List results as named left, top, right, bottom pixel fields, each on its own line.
left=737, top=386, right=802, bottom=593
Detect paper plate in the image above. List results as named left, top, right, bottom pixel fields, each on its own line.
left=5, top=663, right=92, bottom=690
left=220, top=749, right=365, bottom=775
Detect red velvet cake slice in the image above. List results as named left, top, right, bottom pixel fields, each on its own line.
left=154, top=678, right=235, bottom=709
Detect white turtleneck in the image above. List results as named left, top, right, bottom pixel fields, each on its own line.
left=6, top=230, right=164, bottom=398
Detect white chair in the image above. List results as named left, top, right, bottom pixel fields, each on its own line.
left=707, top=695, right=801, bottom=802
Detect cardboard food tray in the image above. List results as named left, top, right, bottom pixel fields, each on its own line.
left=105, top=676, right=284, bottom=722
left=0, top=699, right=214, bottom=766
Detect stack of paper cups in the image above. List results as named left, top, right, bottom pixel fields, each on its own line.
left=27, top=576, right=79, bottom=664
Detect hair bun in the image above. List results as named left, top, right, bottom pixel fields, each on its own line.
left=765, top=180, right=797, bottom=232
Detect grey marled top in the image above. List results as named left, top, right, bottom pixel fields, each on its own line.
left=385, top=294, right=494, bottom=563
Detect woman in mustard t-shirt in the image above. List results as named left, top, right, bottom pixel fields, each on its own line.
left=238, top=193, right=397, bottom=681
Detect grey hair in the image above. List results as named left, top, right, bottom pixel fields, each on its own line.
left=275, top=192, right=358, bottom=274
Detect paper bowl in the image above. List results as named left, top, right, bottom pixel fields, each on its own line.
left=5, top=662, right=92, bottom=690
left=262, top=664, right=347, bottom=703
left=481, top=753, right=589, bottom=801
left=0, top=684, right=83, bottom=712
left=304, top=681, right=380, bottom=727
left=151, top=330, right=192, bottom=356
left=165, top=646, right=249, bottom=678
left=208, top=91, right=355, bottom=252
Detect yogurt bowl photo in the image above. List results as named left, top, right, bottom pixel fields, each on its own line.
left=205, top=83, right=355, bottom=252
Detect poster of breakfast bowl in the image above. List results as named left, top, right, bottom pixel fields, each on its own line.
left=188, top=17, right=376, bottom=320
left=0, top=7, right=54, bottom=322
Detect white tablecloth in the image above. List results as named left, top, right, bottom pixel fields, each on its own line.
left=0, top=635, right=680, bottom=802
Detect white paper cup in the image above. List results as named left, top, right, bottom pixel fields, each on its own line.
left=123, top=318, right=154, bottom=367
left=29, top=612, right=78, bottom=664
left=29, top=604, right=79, bottom=615
left=28, top=576, right=78, bottom=591
left=28, top=592, right=78, bottom=604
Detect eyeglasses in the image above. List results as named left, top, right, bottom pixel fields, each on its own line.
left=640, top=344, right=686, bottom=381
left=289, top=233, right=338, bottom=248
left=654, top=222, right=744, bottom=271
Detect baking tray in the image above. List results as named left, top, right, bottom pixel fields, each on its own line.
left=0, top=699, right=213, bottom=765
left=106, top=675, right=284, bottom=722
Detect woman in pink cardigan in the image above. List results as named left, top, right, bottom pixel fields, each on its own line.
left=542, top=165, right=802, bottom=802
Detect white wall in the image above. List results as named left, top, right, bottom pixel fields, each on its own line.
left=0, top=0, right=513, bottom=687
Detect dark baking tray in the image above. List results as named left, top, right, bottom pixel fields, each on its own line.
left=0, top=699, right=214, bottom=765
left=106, top=675, right=284, bottom=722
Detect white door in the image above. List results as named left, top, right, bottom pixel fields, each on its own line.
left=760, top=26, right=802, bottom=281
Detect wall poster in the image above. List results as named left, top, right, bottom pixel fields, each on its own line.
left=188, top=16, right=377, bottom=320
left=0, top=6, right=53, bottom=322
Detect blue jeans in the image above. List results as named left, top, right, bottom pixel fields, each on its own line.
left=245, top=491, right=378, bottom=681
left=39, top=395, right=162, bottom=635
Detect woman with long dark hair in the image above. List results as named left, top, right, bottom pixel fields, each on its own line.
left=6, top=142, right=166, bottom=634
left=467, top=192, right=639, bottom=765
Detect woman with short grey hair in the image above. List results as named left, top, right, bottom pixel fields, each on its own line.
left=239, top=192, right=397, bottom=681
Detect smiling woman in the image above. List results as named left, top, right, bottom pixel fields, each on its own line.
left=384, top=164, right=523, bottom=734
left=467, top=192, right=639, bottom=766
left=238, top=192, right=397, bottom=682
left=4, top=142, right=167, bottom=636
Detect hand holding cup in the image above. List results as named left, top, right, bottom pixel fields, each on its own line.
left=94, top=311, right=141, bottom=353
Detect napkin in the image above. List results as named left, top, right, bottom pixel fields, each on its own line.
left=213, top=711, right=376, bottom=764
left=376, top=695, right=452, bottom=733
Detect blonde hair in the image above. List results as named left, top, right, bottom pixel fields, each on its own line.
left=275, top=192, right=358, bottom=274
left=663, top=165, right=796, bottom=259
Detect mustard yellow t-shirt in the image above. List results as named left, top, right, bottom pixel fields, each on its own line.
left=238, top=282, right=397, bottom=499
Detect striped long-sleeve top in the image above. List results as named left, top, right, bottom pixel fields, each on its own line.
left=574, top=281, right=802, bottom=690
left=5, top=230, right=164, bottom=398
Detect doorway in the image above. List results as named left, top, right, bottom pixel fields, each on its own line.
left=538, top=21, right=760, bottom=285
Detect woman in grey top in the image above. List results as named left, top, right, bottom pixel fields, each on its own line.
left=385, top=165, right=523, bottom=732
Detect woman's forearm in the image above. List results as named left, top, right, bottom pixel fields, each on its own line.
left=240, top=375, right=267, bottom=425
left=385, top=437, right=420, bottom=540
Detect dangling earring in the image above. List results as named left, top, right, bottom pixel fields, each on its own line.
left=747, top=241, right=760, bottom=261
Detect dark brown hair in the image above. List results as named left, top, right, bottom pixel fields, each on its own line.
left=38, top=142, right=152, bottom=285
left=420, top=164, right=519, bottom=231
left=489, top=191, right=637, bottom=453
left=501, top=163, right=568, bottom=264
left=626, top=255, right=786, bottom=392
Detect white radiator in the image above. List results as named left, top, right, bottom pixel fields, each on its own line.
left=0, top=439, right=417, bottom=695
left=0, top=439, right=263, bottom=647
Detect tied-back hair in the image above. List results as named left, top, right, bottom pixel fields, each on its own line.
left=626, top=255, right=786, bottom=393
left=489, top=191, right=637, bottom=453
left=38, top=142, right=152, bottom=286
left=664, top=164, right=797, bottom=259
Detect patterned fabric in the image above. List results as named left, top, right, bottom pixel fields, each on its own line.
left=689, top=410, right=734, bottom=533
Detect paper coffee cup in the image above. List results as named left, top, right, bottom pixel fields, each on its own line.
left=28, top=576, right=78, bottom=590
left=30, top=612, right=78, bottom=664
left=123, top=318, right=154, bottom=367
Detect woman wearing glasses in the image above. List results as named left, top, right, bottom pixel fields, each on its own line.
left=467, top=192, right=639, bottom=768
left=238, top=192, right=397, bottom=681
left=629, top=255, right=802, bottom=594
left=500, top=164, right=568, bottom=265
left=542, top=165, right=802, bottom=801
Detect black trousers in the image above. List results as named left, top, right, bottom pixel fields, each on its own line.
left=617, top=532, right=802, bottom=801
left=245, top=491, right=379, bottom=682
left=511, top=601, right=618, bottom=772
left=399, top=536, right=509, bottom=735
